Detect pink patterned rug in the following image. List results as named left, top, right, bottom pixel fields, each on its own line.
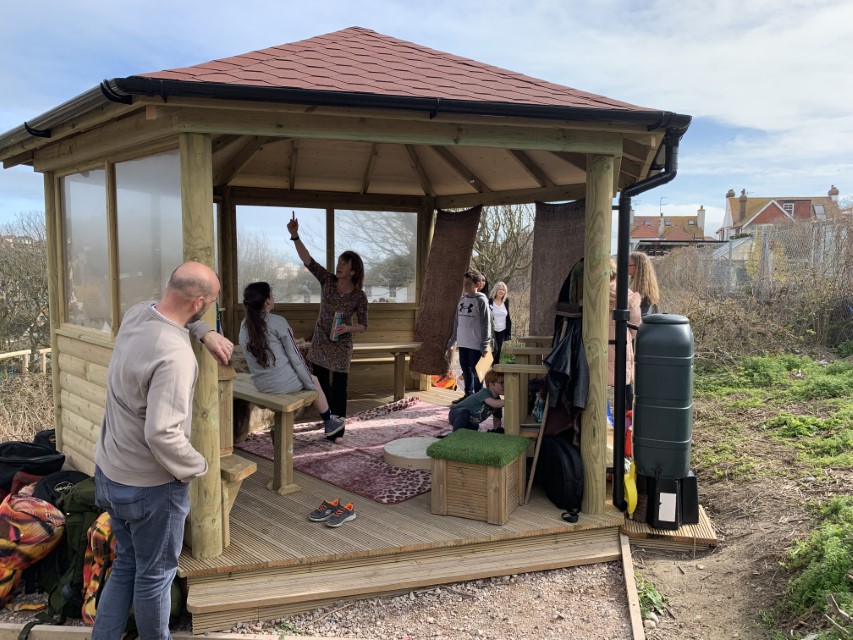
left=236, top=397, right=450, bottom=504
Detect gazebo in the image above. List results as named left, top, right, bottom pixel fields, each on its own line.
left=0, top=27, right=691, bottom=630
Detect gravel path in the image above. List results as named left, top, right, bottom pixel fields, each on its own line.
left=222, top=563, right=633, bottom=639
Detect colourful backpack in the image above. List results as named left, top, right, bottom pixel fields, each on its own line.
left=81, top=511, right=115, bottom=624
left=0, top=494, right=65, bottom=606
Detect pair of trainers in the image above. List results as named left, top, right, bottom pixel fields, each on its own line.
left=323, top=415, right=345, bottom=437
left=308, top=498, right=357, bottom=527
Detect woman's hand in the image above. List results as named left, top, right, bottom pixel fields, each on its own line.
left=286, top=215, right=299, bottom=238
left=333, top=323, right=349, bottom=338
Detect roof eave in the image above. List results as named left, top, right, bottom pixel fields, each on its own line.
left=0, top=76, right=692, bottom=160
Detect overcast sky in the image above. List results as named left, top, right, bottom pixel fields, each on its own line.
left=1, top=0, right=850, bottom=242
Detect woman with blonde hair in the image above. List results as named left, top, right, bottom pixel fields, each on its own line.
left=628, top=251, right=660, bottom=316
left=488, top=281, right=512, bottom=364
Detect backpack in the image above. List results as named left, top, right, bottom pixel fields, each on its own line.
left=537, top=432, right=584, bottom=512
left=28, top=476, right=103, bottom=623
left=0, top=494, right=65, bottom=606
left=32, top=430, right=57, bottom=451
left=0, top=442, right=65, bottom=500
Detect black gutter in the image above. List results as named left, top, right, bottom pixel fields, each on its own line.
left=109, top=77, right=693, bottom=129
left=611, top=123, right=690, bottom=512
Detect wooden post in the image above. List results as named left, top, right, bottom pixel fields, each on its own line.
left=581, top=154, right=614, bottom=515
left=180, top=132, right=223, bottom=559
left=44, top=173, right=64, bottom=451
left=219, top=187, right=238, bottom=342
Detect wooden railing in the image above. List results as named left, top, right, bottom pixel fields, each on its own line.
left=0, top=347, right=52, bottom=374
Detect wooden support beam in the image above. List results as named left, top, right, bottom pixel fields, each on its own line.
left=432, top=146, right=491, bottom=193
left=221, top=186, right=423, bottom=210
left=219, top=187, right=239, bottom=342
left=360, top=143, right=380, bottom=194
left=212, top=134, right=243, bottom=155
left=552, top=151, right=588, bottom=173
left=214, top=135, right=278, bottom=186
left=404, top=145, right=434, bottom=197
left=105, top=162, right=120, bottom=336
left=180, top=132, right=223, bottom=560
left=509, top=150, right=555, bottom=188
left=174, top=109, right=624, bottom=155
left=288, top=139, right=299, bottom=190
left=44, top=173, right=64, bottom=452
left=580, top=154, right=614, bottom=516
left=435, top=184, right=585, bottom=209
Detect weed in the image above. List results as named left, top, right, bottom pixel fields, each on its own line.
left=271, top=620, right=301, bottom=635
left=836, top=339, right=853, bottom=358
left=635, top=572, right=666, bottom=619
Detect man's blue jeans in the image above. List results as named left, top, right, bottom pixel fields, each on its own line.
left=93, top=467, right=189, bottom=640
left=458, top=347, right=483, bottom=396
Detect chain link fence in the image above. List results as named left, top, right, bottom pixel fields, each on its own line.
left=654, top=217, right=853, bottom=367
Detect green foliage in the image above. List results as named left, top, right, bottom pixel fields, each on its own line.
left=635, top=573, right=666, bottom=618
left=836, top=339, right=853, bottom=358
left=780, top=497, right=853, bottom=627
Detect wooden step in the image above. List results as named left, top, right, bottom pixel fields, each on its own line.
left=187, top=527, right=621, bottom=633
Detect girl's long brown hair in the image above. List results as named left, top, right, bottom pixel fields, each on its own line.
left=243, top=282, right=274, bottom=368
left=629, top=252, right=661, bottom=306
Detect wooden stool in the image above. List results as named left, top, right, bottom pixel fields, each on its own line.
left=427, top=430, right=530, bottom=525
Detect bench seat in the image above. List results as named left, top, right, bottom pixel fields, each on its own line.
left=219, top=453, right=257, bottom=547
left=232, top=374, right=318, bottom=495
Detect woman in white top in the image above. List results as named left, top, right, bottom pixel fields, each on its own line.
left=488, top=281, right=512, bottom=364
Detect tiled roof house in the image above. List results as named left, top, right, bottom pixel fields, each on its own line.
left=717, top=186, right=843, bottom=240
left=630, top=207, right=714, bottom=253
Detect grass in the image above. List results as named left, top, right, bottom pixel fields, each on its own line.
left=693, top=354, right=853, bottom=637
left=0, top=373, right=53, bottom=443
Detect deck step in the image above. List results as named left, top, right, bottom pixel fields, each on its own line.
left=187, top=527, right=621, bottom=632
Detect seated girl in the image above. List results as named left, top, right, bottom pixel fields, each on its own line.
left=239, top=282, right=345, bottom=439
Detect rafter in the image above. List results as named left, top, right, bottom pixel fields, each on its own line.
left=214, top=135, right=278, bottom=186
left=288, top=139, right=299, bottom=190
left=432, top=146, right=491, bottom=193
left=360, top=143, right=380, bottom=194
left=509, top=150, right=554, bottom=188
left=552, top=151, right=587, bottom=173
left=404, top=145, right=434, bottom=197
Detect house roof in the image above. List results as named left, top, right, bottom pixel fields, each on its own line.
left=630, top=215, right=705, bottom=240
left=726, top=193, right=841, bottom=228
left=139, top=27, right=655, bottom=113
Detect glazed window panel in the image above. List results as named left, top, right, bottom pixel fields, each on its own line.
left=236, top=206, right=325, bottom=303
left=62, top=169, right=111, bottom=331
left=115, top=151, right=183, bottom=318
left=335, top=209, right=417, bottom=303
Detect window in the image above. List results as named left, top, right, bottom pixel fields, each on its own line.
left=335, top=210, right=417, bottom=303
left=664, top=219, right=672, bottom=226
left=688, top=219, right=696, bottom=225
left=115, top=151, right=183, bottom=317
left=644, top=220, right=651, bottom=226
left=814, top=204, right=826, bottom=220
left=782, top=202, right=794, bottom=215
left=236, top=206, right=325, bottom=302
left=62, top=169, right=111, bottom=331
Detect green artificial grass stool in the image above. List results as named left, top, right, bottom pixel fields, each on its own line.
left=427, top=429, right=530, bottom=467
left=428, top=430, right=530, bottom=525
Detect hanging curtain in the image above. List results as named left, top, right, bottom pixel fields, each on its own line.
left=410, top=206, right=482, bottom=375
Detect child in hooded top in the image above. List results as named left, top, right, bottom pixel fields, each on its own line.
left=447, top=369, right=505, bottom=432
left=446, top=270, right=491, bottom=400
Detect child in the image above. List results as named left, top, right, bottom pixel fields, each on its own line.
left=447, top=270, right=491, bottom=402
left=448, top=369, right=505, bottom=432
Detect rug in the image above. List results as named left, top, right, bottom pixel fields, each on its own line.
left=236, top=397, right=450, bottom=504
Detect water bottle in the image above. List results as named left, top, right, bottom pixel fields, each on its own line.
left=330, top=311, right=343, bottom=342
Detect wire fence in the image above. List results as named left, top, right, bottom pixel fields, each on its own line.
left=654, top=217, right=853, bottom=365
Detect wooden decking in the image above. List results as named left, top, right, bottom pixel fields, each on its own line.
left=179, top=385, right=713, bottom=633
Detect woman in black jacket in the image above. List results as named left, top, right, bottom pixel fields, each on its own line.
left=488, top=281, right=512, bottom=364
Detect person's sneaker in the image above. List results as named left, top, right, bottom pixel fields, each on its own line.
left=450, top=393, right=470, bottom=405
left=487, top=426, right=505, bottom=434
left=324, top=415, right=345, bottom=437
left=325, top=502, right=357, bottom=527
left=308, top=498, right=340, bottom=522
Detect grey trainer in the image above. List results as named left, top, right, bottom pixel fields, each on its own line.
left=325, top=502, right=357, bottom=527
left=324, top=415, right=345, bottom=437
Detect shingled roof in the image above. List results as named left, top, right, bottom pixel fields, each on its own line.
left=139, top=26, right=656, bottom=113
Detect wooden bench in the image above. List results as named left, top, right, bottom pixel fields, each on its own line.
left=219, top=454, right=257, bottom=547
left=232, top=373, right=318, bottom=495
left=352, top=342, right=421, bottom=400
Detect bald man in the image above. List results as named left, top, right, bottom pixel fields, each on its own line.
left=93, top=262, right=231, bottom=640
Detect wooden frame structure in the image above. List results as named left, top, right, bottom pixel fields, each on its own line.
left=0, top=27, right=690, bottom=575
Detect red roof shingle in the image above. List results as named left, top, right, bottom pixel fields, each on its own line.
left=139, top=27, right=658, bottom=113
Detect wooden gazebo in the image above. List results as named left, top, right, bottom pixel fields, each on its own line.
left=0, top=27, right=692, bottom=629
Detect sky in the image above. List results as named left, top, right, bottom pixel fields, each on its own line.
left=1, top=0, right=851, bottom=246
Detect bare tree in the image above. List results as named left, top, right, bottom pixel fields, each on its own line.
left=472, top=204, right=535, bottom=290
left=0, top=212, right=50, bottom=354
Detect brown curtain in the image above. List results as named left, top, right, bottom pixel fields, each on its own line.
left=529, top=200, right=585, bottom=336
left=410, top=206, right=482, bottom=375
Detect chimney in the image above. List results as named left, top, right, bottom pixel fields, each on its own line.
left=697, top=205, right=706, bottom=236
left=739, top=189, right=748, bottom=218
left=828, top=185, right=840, bottom=202
left=726, top=188, right=736, bottom=198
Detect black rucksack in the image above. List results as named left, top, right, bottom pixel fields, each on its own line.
left=0, top=442, right=65, bottom=497
left=537, top=432, right=584, bottom=512
left=32, top=430, right=57, bottom=451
